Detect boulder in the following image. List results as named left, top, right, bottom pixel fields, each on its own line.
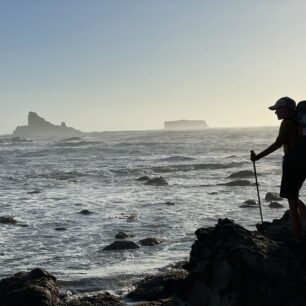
left=115, top=231, right=130, bottom=239
left=139, top=238, right=161, bottom=246
left=146, top=177, right=168, bottom=186
left=165, top=201, right=175, bottom=206
left=239, top=199, right=257, bottom=208
left=0, top=268, right=59, bottom=306
left=175, top=218, right=306, bottom=306
left=27, top=190, right=41, bottom=195
left=103, top=240, right=140, bottom=251
left=265, top=192, right=282, bottom=201
left=227, top=170, right=254, bottom=179
left=269, top=201, right=284, bottom=209
left=127, top=270, right=188, bottom=302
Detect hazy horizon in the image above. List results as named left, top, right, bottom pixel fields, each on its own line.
left=1, top=1, right=306, bottom=134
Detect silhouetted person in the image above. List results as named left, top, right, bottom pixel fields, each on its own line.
left=251, top=97, right=306, bottom=242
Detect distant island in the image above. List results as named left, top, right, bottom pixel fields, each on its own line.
left=13, top=112, right=83, bottom=137
left=164, top=120, right=209, bottom=130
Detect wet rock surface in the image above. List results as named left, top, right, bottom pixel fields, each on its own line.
left=79, top=209, right=93, bottom=215
left=265, top=192, right=282, bottom=201
left=239, top=199, right=257, bottom=208
left=146, top=177, right=168, bottom=186
left=227, top=170, right=254, bottom=179
left=220, top=180, right=252, bottom=186
left=0, top=268, right=122, bottom=306
left=139, top=237, right=161, bottom=246
left=103, top=240, right=140, bottom=251
left=0, top=216, right=17, bottom=225
left=269, top=201, right=284, bottom=209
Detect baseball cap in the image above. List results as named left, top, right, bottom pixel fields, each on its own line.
left=268, top=97, right=296, bottom=111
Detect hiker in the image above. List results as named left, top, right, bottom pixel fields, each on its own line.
left=250, top=96, right=306, bottom=242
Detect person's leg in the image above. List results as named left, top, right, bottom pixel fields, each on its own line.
left=288, top=198, right=302, bottom=241
left=298, top=199, right=306, bottom=221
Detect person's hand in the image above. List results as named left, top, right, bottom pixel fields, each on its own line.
left=250, top=150, right=257, bottom=162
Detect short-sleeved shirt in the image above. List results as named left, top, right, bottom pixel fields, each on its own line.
left=276, top=118, right=297, bottom=154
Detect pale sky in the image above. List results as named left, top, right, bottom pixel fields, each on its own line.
left=1, top=0, right=306, bottom=134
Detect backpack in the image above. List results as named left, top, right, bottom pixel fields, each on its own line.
left=294, top=101, right=306, bottom=152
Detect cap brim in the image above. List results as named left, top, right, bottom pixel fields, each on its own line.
left=268, top=106, right=276, bottom=110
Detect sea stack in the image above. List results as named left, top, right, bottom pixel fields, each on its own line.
left=13, top=112, right=83, bottom=137
left=164, top=120, right=208, bottom=130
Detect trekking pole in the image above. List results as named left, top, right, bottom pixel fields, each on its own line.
left=250, top=150, right=264, bottom=224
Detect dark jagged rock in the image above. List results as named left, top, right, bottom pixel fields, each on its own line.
left=13, top=112, right=83, bottom=137
left=227, top=170, right=254, bottom=179
left=0, top=268, right=123, bottom=306
left=174, top=217, right=306, bottom=306
left=127, top=270, right=188, bottom=302
left=269, top=201, right=284, bottom=209
left=27, top=190, right=41, bottom=195
left=137, top=176, right=150, bottom=181
left=103, top=240, right=140, bottom=251
left=139, top=237, right=161, bottom=246
left=146, top=177, right=168, bottom=186
left=55, top=227, right=67, bottom=231
left=165, top=201, right=175, bottom=206
left=0, top=268, right=59, bottom=306
left=0, top=216, right=17, bottom=225
left=265, top=192, right=282, bottom=201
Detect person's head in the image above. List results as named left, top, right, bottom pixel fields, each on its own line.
left=268, top=97, right=296, bottom=120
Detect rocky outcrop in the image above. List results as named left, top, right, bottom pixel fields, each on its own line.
left=0, top=268, right=122, bottom=306
left=0, top=268, right=60, bottom=306
left=13, top=112, right=82, bottom=137
left=173, top=216, right=306, bottom=306
left=146, top=177, right=168, bottom=186
left=103, top=240, right=140, bottom=251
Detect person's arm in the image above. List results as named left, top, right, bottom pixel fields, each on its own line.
left=251, top=138, right=283, bottom=162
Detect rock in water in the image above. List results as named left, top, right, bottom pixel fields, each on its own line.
left=176, top=218, right=306, bottom=306
left=115, top=231, right=130, bottom=239
left=0, top=268, right=59, bottom=306
left=139, top=237, right=161, bottom=246
left=227, top=170, right=254, bottom=179
left=0, top=216, right=17, bottom=225
left=240, top=199, right=257, bottom=208
left=221, top=180, right=252, bottom=186
left=146, top=177, right=168, bottom=186
left=265, top=192, right=282, bottom=201
left=269, top=201, right=284, bottom=209
left=103, top=240, right=140, bottom=251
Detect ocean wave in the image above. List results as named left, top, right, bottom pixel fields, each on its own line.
left=53, top=141, right=101, bottom=147
left=26, top=170, right=86, bottom=182
left=151, top=162, right=245, bottom=173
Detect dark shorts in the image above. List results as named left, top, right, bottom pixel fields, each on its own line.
left=280, top=153, right=306, bottom=199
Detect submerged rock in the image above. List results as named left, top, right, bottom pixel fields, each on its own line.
left=146, top=177, right=168, bottom=186
left=240, top=199, right=257, bottom=208
left=221, top=180, right=252, bottom=186
left=269, top=201, right=284, bottom=209
left=103, top=240, right=140, bottom=251
left=227, top=170, right=254, bottom=179
left=139, top=237, right=161, bottom=246
left=265, top=192, right=282, bottom=201
left=0, top=216, right=17, bottom=225
left=115, top=231, right=130, bottom=239
left=79, top=209, right=93, bottom=215
left=27, top=190, right=41, bottom=195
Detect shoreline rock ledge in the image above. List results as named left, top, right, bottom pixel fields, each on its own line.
left=3, top=212, right=306, bottom=306
left=13, top=112, right=83, bottom=137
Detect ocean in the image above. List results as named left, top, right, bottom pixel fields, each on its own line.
left=0, top=127, right=295, bottom=295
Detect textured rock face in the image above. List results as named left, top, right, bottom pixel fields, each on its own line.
left=176, top=218, right=306, bottom=306
left=0, top=268, right=59, bottom=306
left=13, top=112, right=82, bottom=137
